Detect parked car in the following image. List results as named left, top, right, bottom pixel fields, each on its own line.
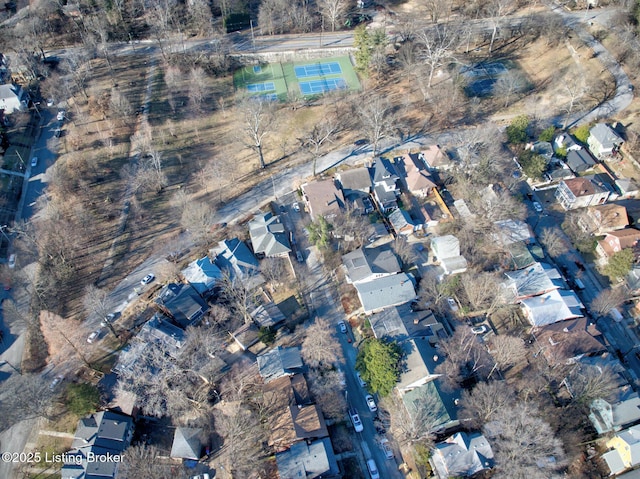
left=296, top=250, right=304, bottom=263
left=101, top=313, right=117, bottom=327
left=365, top=394, right=377, bottom=412
left=46, top=98, right=54, bottom=107
left=49, top=375, right=64, bottom=390
left=533, top=201, right=543, bottom=213
left=31, top=156, right=38, bottom=167
left=471, top=325, right=489, bottom=335
left=292, top=202, right=300, bottom=212
left=140, top=273, right=155, bottom=285
left=7, top=254, right=15, bottom=269
left=447, top=297, right=458, bottom=312
left=366, top=459, right=380, bottom=479
left=380, top=439, right=394, bottom=459
left=56, top=110, right=65, bottom=121
left=338, top=321, right=347, bottom=333
left=190, top=474, right=210, bottom=479
left=54, top=128, right=62, bottom=138
left=356, top=372, right=367, bottom=388
left=350, top=409, right=364, bottom=432
left=87, top=331, right=100, bottom=343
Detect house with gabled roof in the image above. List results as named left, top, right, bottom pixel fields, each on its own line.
left=155, top=283, right=208, bottom=330
left=533, top=317, right=606, bottom=365
left=431, top=432, right=494, bottom=479
left=388, top=208, right=416, bottom=236
left=61, top=411, right=134, bottom=479
left=335, top=167, right=374, bottom=215
left=342, top=245, right=401, bottom=284
left=431, top=235, right=468, bottom=275
left=276, top=438, right=340, bottom=479
left=396, top=153, right=437, bottom=197
left=181, top=255, right=222, bottom=296
left=301, top=179, right=344, bottom=221
left=371, top=157, right=400, bottom=212
left=213, top=238, right=260, bottom=280
left=603, top=425, right=640, bottom=475
left=251, top=301, right=286, bottom=328
left=0, top=83, right=28, bottom=114
left=494, top=219, right=535, bottom=246
left=565, top=148, right=597, bottom=174
left=520, top=289, right=584, bottom=327
left=420, top=145, right=453, bottom=171
left=137, top=315, right=185, bottom=358
left=170, top=427, right=203, bottom=460
left=590, top=385, right=640, bottom=435
left=502, top=262, right=565, bottom=301
left=354, top=272, right=416, bottom=314
left=257, top=346, right=304, bottom=383
left=555, top=176, right=611, bottom=210
left=249, top=212, right=291, bottom=258
left=588, top=123, right=624, bottom=159
left=596, top=228, right=640, bottom=261
left=580, top=204, right=629, bottom=235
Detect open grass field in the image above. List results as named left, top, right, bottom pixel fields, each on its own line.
left=234, top=56, right=361, bottom=100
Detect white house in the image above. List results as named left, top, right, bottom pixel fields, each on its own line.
left=0, top=84, right=28, bottom=114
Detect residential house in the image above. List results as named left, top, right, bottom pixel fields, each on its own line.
left=420, top=145, right=454, bottom=171
left=371, top=157, right=400, bottom=212
left=402, top=381, right=457, bottom=433
left=397, top=338, right=442, bottom=392
left=301, top=179, right=344, bottom=221
left=155, top=283, right=208, bottom=329
left=249, top=212, right=291, bottom=258
left=137, top=315, right=185, bottom=358
left=590, top=386, right=640, bottom=435
left=603, top=425, right=640, bottom=475
left=257, top=346, right=304, bottom=383
left=494, top=219, right=535, bottom=246
left=342, top=245, right=401, bottom=284
left=431, top=235, right=468, bottom=275
left=335, top=167, right=373, bottom=214
left=181, top=255, right=222, bottom=296
left=354, top=272, right=416, bottom=314
left=276, top=438, right=340, bottom=479
left=616, top=178, right=640, bottom=199
left=588, top=123, right=624, bottom=159
left=0, top=83, right=28, bottom=114
left=533, top=317, right=606, bottom=365
left=627, top=267, right=640, bottom=296
left=520, top=289, right=584, bottom=327
left=502, top=262, right=565, bottom=301
left=230, top=322, right=259, bottom=351
left=264, top=375, right=328, bottom=452
left=251, top=301, right=286, bottom=328
left=387, top=208, right=415, bottom=236
left=170, top=427, right=203, bottom=460
left=369, top=305, right=446, bottom=342
left=60, top=411, right=134, bottom=479
left=504, top=241, right=540, bottom=271
left=396, top=153, right=437, bottom=197
left=580, top=204, right=629, bottom=236
left=431, top=432, right=494, bottom=479
left=554, top=133, right=583, bottom=154
left=555, top=176, right=611, bottom=210
left=597, top=228, right=640, bottom=261
left=565, top=148, right=597, bottom=174
left=529, top=141, right=554, bottom=161
left=213, top=238, right=260, bottom=280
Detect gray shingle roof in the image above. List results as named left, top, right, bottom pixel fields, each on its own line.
left=590, top=123, right=623, bottom=150
left=342, top=246, right=401, bottom=283
left=276, top=438, right=339, bottom=479
left=257, top=346, right=304, bottom=383
left=566, top=148, right=596, bottom=173
left=355, top=273, right=416, bottom=313
left=170, top=427, right=203, bottom=460
left=249, top=212, right=291, bottom=257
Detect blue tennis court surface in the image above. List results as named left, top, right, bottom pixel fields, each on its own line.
left=295, top=62, right=342, bottom=79
left=299, top=78, right=346, bottom=95
left=253, top=65, right=262, bottom=74
left=247, top=82, right=275, bottom=92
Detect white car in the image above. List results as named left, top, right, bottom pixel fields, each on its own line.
left=7, top=254, right=15, bottom=269
left=31, top=157, right=38, bottom=167
left=140, top=273, right=155, bottom=285
left=338, top=321, right=347, bottom=333
left=292, top=202, right=300, bottom=212
left=533, top=201, right=543, bottom=213
left=190, top=474, right=210, bottom=479
left=365, top=394, right=377, bottom=412
left=87, top=331, right=100, bottom=343
left=49, top=375, right=64, bottom=390
left=447, top=297, right=458, bottom=312
left=366, top=459, right=380, bottom=479
left=56, top=110, right=65, bottom=121
left=350, top=409, right=364, bottom=432
left=380, top=439, right=394, bottom=459
left=472, top=325, right=489, bottom=335
left=356, top=372, right=367, bottom=388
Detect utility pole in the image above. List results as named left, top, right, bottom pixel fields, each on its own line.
left=250, top=20, right=256, bottom=52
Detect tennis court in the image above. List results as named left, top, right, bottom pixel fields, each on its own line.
left=298, top=78, right=346, bottom=95
left=294, top=62, right=342, bottom=79
left=247, top=82, right=276, bottom=92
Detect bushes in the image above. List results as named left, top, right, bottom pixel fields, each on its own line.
left=573, top=123, right=591, bottom=144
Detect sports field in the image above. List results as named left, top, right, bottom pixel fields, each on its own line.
left=234, top=56, right=361, bottom=101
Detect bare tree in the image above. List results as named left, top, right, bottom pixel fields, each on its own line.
left=83, top=285, right=118, bottom=337
left=539, top=227, right=570, bottom=258
left=590, top=287, right=627, bottom=317
left=119, top=445, right=178, bottom=479
left=331, top=206, right=371, bottom=248
left=387, top=389, right=447, bottom=448
left=483, top=0, right=515, bottom=54
left=416, top=25, right=458, bottom=89
left=188, top=67, right=207, bottom=113
left=218, top=269, right=259, bottom=323
left=261, top=257, right=288, bottom=288
left=317, top=0, right=348, bottom=32
left=460, top=270, right=502, bottom=314
left=435, top=327, right=493, bottom=390
left=486, top=402, right=566, bottom=479
left=488, top=335, right=527, bottom=371
left=180, top=200, right=214, bottom=245
left=565, top=363, right=617, bottom=407
left=307, top=368, right=348, bottom=420
left=425, top=0, right=452, bottom=23
left=459, top=381, right=515, bottom=429
left=238, top=97, right=275, bottom=169
left=301, top=317, right=344, bottom=369
left=357, top=94, right=395, bottom=156
left=0, top=374, right=57, bottom=431
left=494, top=70, right=527, bottom=107
left=303, top=117, right=339, bottom=176
left=562, top=79, right=586, bottom=129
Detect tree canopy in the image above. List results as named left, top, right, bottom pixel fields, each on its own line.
left=356, top=338, right=402, bottom=397
left=506, top=115, right=529, bottom=144
left=603, top=248, right=634, bottom=282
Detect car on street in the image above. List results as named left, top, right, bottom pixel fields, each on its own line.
left=87, top=330, right=100, bottom=343
left=338, top=320, right=347, bottom=333
left=380, top=438, right=394, bottom=459
left=31, top=157, right=38, bottom=167
left=57, top=110, right=65, bottom=121
left=49, top=375, right=64, bottom=390
left=471, top=325, right=489, bottom=335
left=356, top=371, right=367, bottom=388
left=447, top=297, right=458, bottom=312
left=8, top=254, right=15, bottom=269
left=190, top=474, right=210, bottom=479
left=296, top=250, right=304, bottom=263
left=365, top=394, right=377, bottom=412
left=140, top=273, right=155, bottom=285
left=349, top=409, right=363, bottom=432
left=101, top=313, right=117, bottom=327
left=366, top=459, right=380, bottom=479
left=533, top=201, right=543, bottom=213
left=292, top=202, right=300, bottom=212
